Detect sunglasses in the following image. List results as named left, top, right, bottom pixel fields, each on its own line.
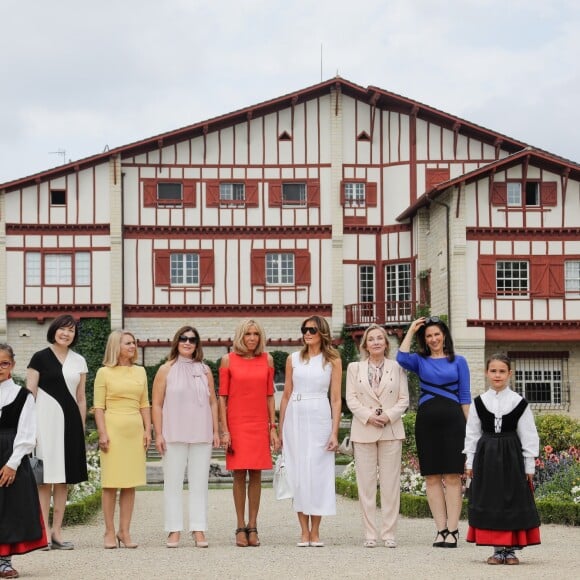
left=178, top=335, right=199, bottom=344
left=424, top=316, right=441, bottom=325
left=301, top=326, right=319, bottom=335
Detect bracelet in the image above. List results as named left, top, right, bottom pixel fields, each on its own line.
left=222, top=432, right=230, bottom=436
left=269, top=423, right=277, bottom=430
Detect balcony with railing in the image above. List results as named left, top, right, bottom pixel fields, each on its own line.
left=344, top=301, right=415, bottom=327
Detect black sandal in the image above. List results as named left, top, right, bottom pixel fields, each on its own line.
left=433, top=528, right=449, bottom=547
left=246, top=527, right=260, bottom=547
left=444, top=529, right=459, bottom=548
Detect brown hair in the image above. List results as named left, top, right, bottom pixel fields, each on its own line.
left=168, top=326, right=204, bottom=362
left=299, top=315, right=339, bottom=366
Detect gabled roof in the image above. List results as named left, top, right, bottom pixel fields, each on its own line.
left=397, top=146, right=580, bottom=221
left=0, top=76, right=564, bottom=192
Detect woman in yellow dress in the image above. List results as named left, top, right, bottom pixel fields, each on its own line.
left=94, top=330, right=151, bottom=549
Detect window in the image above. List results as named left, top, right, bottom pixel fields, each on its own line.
left=359, top=265, right=375, bottom=322
left=386, top=263, right=412, bottom=320
left=494, top=181, right=545, bottom=207
left=142, top=179, right=197, bottom=208
left=511, top=353, right=569, bottom=409
left=344, top=183, right=365, bottom=207
left=565, top=261, right=580, bottom=293
left=282, top=183, right=306, bottom=206
left=25, top=253, right=41, bottom=286
left=154, top=250, right=214, bottom=286
left=75, top=253, right=91, bottom=286
left=170, top=253, right=199, bottom=286
left=50, top=189, right=66, bottom=205
left=496, top=261, right=529, bottom=296
left=266, top=253, right=294, bottom=285
left=268, top=180, right=320, bottom=208
left=251, top=249, right=311, bottom=286
left=220, top=183, right=245, bottom=203
left=25, top=252, right=91, bottom=286
left=157, top=182, right=182, bottom=202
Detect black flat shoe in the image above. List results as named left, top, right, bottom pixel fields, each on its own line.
left=432, top=528, right=449, bottom=548
left=51, top=537, right=74, bottom=550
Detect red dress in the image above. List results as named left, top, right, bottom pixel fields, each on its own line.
left=219, top=353, right=274, bottom=470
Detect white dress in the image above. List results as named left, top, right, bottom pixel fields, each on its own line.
left=283, top=351, right=336, bottom=516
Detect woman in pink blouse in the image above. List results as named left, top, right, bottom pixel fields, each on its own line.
left=152, top=326, right=220, bottom=548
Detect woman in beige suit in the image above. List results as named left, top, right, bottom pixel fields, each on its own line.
left=346, top=324, right=409, bottom=548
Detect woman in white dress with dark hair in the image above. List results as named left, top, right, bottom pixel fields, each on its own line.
left=279, top=316, right=342, bottom=547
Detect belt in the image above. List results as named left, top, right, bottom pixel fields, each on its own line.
left=291, top=393, right=327, bottom=401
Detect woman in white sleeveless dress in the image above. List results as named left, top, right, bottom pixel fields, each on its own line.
left=279, top=316, right=342, bottom=547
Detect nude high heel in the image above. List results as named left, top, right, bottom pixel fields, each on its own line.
left=116, top=534, right=138, bottom=549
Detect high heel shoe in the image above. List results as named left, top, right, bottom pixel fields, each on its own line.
left=116, top=534, right=138, bottom=549
left=166, top=532, right=180, bottom=548
left=432, top=528, right=449, bottom=548
left=192, top=532, right=208, bottom=548
left=103, top=534, right=117, bottom=549
left=443, top=529, right=459, bottom=548
left=246, top=527, right=260, bottom=547
left=235, top=527, right=248, bottom=547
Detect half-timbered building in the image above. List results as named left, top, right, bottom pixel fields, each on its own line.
left=1, top=77, right=579, bottom=415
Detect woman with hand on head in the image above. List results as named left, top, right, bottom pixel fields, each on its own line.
left=152, top=326, right=220, bottom=549
left=346, top=324, right=409, bottom=548
left=93, top=330, right=151, bottom=549
left=26, top=314, right=88, bottom=550
left=1, top=343, right=48, bottom=579
left=278, top=316, right=342, bottom=547
left=219, top=319, right=278, bottom=548
left=396, top=316, right=471, bottom=548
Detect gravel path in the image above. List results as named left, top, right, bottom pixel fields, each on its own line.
left=16, top=487, right=580, bottom=579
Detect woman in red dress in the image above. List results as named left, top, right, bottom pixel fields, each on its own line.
left=219, top=320, right=279, bottom=547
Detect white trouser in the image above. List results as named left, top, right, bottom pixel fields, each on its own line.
left=163, top=442, right=212, bottom=532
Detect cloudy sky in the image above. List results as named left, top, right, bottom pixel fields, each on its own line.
left=1, top=0, right=579, bottom=183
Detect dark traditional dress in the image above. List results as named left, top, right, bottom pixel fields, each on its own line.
left=0, top=379, right=48, bottom=556
left=464, top=389, right=540, bottom=548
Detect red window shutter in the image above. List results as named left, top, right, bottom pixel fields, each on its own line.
left=251, top=250, right=267, bottom=285
left=366, top=182, right=377, bottom=207
left=199, top=250, right=215, bottom=285
left=425, top=168, right=450, bottom=191
left=548, top=258, right=565, bottom=296
left=206, top=180, right=220, bottom=207
left=294, top=250, right=311, bottom=285
left=143, top=179, right=157, bottom=207
left=154, top=251, right=171, bottom=286
left=478, top=256, right=496, bottom=297
left=339, top=181, right=346, bottom=205
left=269, top=181, right=282, bottom=207
left=307, top=180, right=320, bottom=207
left=183, top=180, right=197, bottom=207
left=530, top=256, right=549, bottom=297
left=245, top=180, right=259, bottom=207
left=490, top=183, right=507, bottom=205
left=540, top=182, right=557, bottom=206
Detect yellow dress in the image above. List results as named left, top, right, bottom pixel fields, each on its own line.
left=93, top=365, right=149, bottom=488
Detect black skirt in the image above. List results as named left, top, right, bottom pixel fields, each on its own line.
left=415, top=396, right=466, bottom=476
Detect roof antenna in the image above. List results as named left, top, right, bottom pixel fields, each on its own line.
left=49, top=149, right=67, bottom=165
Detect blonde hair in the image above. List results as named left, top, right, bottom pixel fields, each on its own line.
left=359, top=324, right=390, bottom=361
left=231, top=319, right=266, bottom=356
left=102, top=329, right=138, bottom=367
left=299, top=315, right=340, bottom=366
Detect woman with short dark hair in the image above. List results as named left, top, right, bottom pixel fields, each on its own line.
left=26, top=314, right=88, bottom=550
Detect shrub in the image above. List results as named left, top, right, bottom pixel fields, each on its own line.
left=535, top=414, right=580, bottom=452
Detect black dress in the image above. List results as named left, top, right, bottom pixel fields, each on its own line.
left=0, top=386, right=47, bottom=556
left=467, top=396, right=541, bottom=547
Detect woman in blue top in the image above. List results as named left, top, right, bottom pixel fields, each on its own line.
left=397, top=316, right=471, bottom=548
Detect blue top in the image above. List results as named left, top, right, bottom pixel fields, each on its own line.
left=396, top=351, right=471, bottom=406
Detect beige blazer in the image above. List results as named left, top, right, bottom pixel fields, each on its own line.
left=346, top=358, right=409, bottom=443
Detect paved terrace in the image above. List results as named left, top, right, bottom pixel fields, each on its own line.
left=17, top=485, right=579, bottom=580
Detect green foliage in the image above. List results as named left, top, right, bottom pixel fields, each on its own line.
left=204, top=358, right=220, bottom=388
left=270, top=350, right=289, bottom=382
left=144, top=359, right=166, bottom=401
left=338, top=325, right=359, bottom=369
left=62, top=489, right=102, bottom=526
left=402, top=412, right=417, bottom=458
left=77, top=317, right=111, bottom=409
left=535, top=414, right=580, bottom=452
